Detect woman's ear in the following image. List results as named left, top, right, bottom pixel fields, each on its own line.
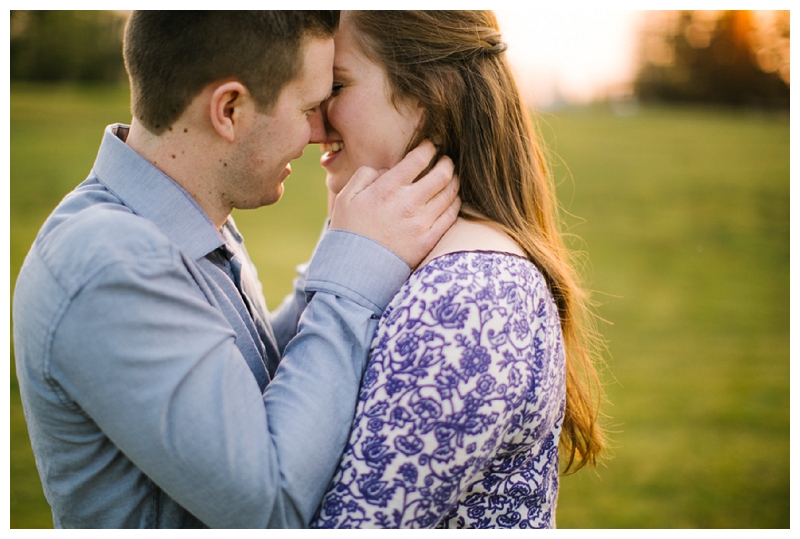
left=209, top=81, right=249, bottom=143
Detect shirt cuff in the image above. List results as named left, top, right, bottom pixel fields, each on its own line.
left=305, top=229, right=410, bottom=314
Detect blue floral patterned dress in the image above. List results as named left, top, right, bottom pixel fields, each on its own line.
left=311, top=251, right=566, bottom=529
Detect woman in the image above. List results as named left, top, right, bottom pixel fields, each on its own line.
left=311, top=11, right=605, bottom=528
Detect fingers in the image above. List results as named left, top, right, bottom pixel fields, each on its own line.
left=330, top=166, right=380, bottom=227
left=404, top=154, right=455, bottom=209
left=339, top=165, right=381, bottom=198
left=328, top=141, right=459, bottom=268
left=427, top=192, right=462, bottom=244
left=380, top=140, right=438, bottom=188
left=423, top=171, right=460, bottom=222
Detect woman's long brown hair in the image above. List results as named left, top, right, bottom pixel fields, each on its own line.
left=348, top=10, right=607, bottom=472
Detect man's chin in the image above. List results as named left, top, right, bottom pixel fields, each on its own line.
left=236, top=187, right=284, bottom=211
left=263, top=187, right=284, bottom=207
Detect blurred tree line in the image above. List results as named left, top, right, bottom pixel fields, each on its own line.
left=10, top=10, right=791, bottom=109
left=10, top=11, right=128, bottom=83
left=635, top=10, right=789, bottom=109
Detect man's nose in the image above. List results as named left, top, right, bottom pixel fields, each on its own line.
left=308, top=105, right=328, bottom=144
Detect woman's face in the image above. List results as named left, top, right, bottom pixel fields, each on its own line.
left=319, top=14, right=423, bottom=195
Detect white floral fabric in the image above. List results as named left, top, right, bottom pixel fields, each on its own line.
left=311, top=251, right=566, bottom=528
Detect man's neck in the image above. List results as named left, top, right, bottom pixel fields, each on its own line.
left=126, top=119, right=231, bottom=229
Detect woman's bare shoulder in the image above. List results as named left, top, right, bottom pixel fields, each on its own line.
left=416, top=217, right=526, bottom=270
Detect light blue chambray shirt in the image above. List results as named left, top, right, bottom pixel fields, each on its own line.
left=12, top=124, right=411, bottom=528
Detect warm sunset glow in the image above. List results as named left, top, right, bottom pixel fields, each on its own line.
left=496, top=11, right=642, bottom=108
left=495, top=10, right=789, bottom=108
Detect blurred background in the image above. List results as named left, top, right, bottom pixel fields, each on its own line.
left=9, top=10, right=789, bottom=528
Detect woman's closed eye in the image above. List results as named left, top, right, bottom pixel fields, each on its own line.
left=331, top=82, right=344, bottom=95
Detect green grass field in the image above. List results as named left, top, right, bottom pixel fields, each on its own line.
left=9, top=84, right=789, bottom=528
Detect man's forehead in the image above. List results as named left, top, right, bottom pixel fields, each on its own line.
left=300, top=36, right=335, bottom=73
left=297, top=37, right=334, bottom=102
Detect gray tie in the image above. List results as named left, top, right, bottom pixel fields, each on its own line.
left=228, top=250, right=281, bottom=379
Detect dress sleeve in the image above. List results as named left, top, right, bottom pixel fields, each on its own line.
left=312, top=255, right=544, bottom=528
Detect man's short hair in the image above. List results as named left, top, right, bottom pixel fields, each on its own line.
left=123, top=11, right=339, bottom=134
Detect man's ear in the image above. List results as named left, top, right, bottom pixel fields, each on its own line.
left=209, top=81, right=249, bottom=143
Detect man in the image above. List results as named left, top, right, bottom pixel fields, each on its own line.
left=12, top=12, right=458, bottom=528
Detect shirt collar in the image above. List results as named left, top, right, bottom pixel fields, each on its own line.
left=91, top=124, right=224, bottom=260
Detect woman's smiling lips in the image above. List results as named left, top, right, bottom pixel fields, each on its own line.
left=319, top=141, right=344, bottom=168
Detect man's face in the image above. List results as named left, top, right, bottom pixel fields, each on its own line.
left=224, top=37, right=334, bottom=210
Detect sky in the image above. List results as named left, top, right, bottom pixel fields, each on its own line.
left=495, top=10, right=643, bottom=108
